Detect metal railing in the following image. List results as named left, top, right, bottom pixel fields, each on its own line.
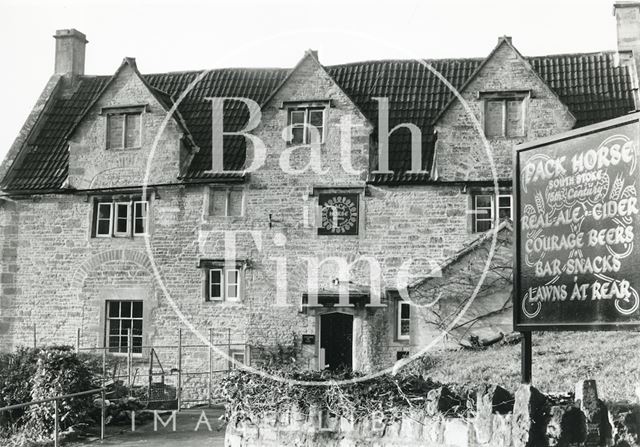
left=75, top=327, right=249, bottom=409
left=0, top=387, right=106, bottom=447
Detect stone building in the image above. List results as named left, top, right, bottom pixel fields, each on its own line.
left=1, top=3, right=639, bottom=379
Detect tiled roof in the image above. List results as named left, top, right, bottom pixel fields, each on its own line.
left=529, top=53, right=636, bottom=126
left=4, top=77, right=110, bottom=190
left=2, top=52, right=636, bottom=191
left=327, top=58, right=482, bottom=179
left=145, top=69, right=289, bottom=179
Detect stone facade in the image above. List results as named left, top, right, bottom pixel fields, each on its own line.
left=0, top=25, right=637, bottom=389
left=435, top=38, right=576, bottom=182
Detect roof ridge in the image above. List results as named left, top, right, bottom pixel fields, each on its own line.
left=87, top=52, right=619, bottom=78
left=326, top=57, right=485, bottom=68
left=142, top=67, right=289, bottom=77
left=526, top=49, right=617, bottom=59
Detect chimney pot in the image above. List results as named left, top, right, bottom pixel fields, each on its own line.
left=54, top=29, right=87, bottom=76
left=306, top=49, right=319, bottom=62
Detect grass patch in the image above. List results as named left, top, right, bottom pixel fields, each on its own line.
left=421, top=331, right=640, bottom=403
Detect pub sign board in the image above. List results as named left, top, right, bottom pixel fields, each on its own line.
left=514, top=113, right=640, bottom=330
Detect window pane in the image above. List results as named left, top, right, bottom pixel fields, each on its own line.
left=476, top=220, right=493, bottom=232
left=108, top=115, right=124, bottom=149
left=115, top=203, right=129, bottom=233
left=106, top=300, right=144, bottom=354
left=226, top=269, right=240, bottom=299
left=474, top=195, right=494, bottom=233
left=291, top=126, right=304, bottom=144
left=506, top=100, right=523, bottom=137
left=475, top=195, right=492, bottom=209
left=135, top=202, right=147, bottom=222
left=210, top=269, right=222, bottom=299
left=108, top=336, right=120, bottom=352
left=97, top=220, right=110, bottom=235
left=97, top=203, right=112, bottom=235
left=125, top=114, right=141, bottom=147
left=135, top=202, right=147, bottom=218
left=116, top=203, right=129, bottom=216
left=309, top=110, right=324, bottom=143
left=226, top=269, right=239, bottom=285
left=290, top=110, right=305, bottom=124
left=309, top=109, right=324, bottom=127
left=108, top=321, right=120, bottom=335
left=98, top=203, right=112, bottom=219
left=308, top=122, right=323, bottom=144
left=133, top=301, right=143, bottom=318
left=121, top=303, right=131, bottom=318
left=400, top=302, right=410, bottom=319
left=499, top=195, right=512, bottom=219
left=485, top=100, right=503, bottom=137
left=400, top=320, right=410, bottom=336
left=134, top=202, right=148, bottom=234
left=228, top=191, right=243, bottom=216
left=210, top=270, right=221, bottom=284
left=209, top=190, right=226, bottom=216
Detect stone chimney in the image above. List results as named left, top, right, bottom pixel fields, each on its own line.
left=614, top=2, right=640, bottom=55
left=54, top=29, right=87, bottom=76
left=614, top=2, right=640, bottom=108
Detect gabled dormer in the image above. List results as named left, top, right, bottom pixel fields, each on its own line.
left=67, top=58, right=197, bottom=189
left=255, top=50, right=373, bottom=186
left=433, top=37, right=576, bottom=181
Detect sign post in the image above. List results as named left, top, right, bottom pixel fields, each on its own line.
left=514, top=112, right=640, bottom=382
left=520, top=331, right=532, bottom=384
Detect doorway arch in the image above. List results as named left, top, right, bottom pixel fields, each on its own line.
left=319, top=312, right=353, bottom=371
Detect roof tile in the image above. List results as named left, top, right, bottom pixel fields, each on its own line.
left=3, top=52, right=636, bottom=190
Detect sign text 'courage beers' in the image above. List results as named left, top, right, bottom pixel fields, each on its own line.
left=514, top=114, right=640, bottom=329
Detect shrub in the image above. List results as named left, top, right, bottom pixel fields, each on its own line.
left=219, top=368, right=449, bottom=425
left=0, top=347, right=42, bottom=429
left=252, top=338, right=300, bottom=367
left=25, top=346, right=97, bottom=438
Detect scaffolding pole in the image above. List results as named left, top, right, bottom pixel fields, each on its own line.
left=127, top=329, right=132, bottom=391
left=177, top=328, right=182, bottom=411
left=101, top=347, right=106, bottom=440
left=208, top=328, right=212, bottom=407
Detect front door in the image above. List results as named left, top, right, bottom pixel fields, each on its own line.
left=320, top=312, right=353, bottom=371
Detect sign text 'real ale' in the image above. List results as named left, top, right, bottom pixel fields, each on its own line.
left=515, top=114, right=640, bottom=330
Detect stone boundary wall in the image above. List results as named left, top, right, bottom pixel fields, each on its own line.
left=225, top=380, right=640, bottom=446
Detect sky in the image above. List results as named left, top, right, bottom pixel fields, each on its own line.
left=0, top=0, right=618, bottom=161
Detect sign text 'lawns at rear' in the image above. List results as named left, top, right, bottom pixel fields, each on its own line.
left=515, top=114, right=640, bottom=330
